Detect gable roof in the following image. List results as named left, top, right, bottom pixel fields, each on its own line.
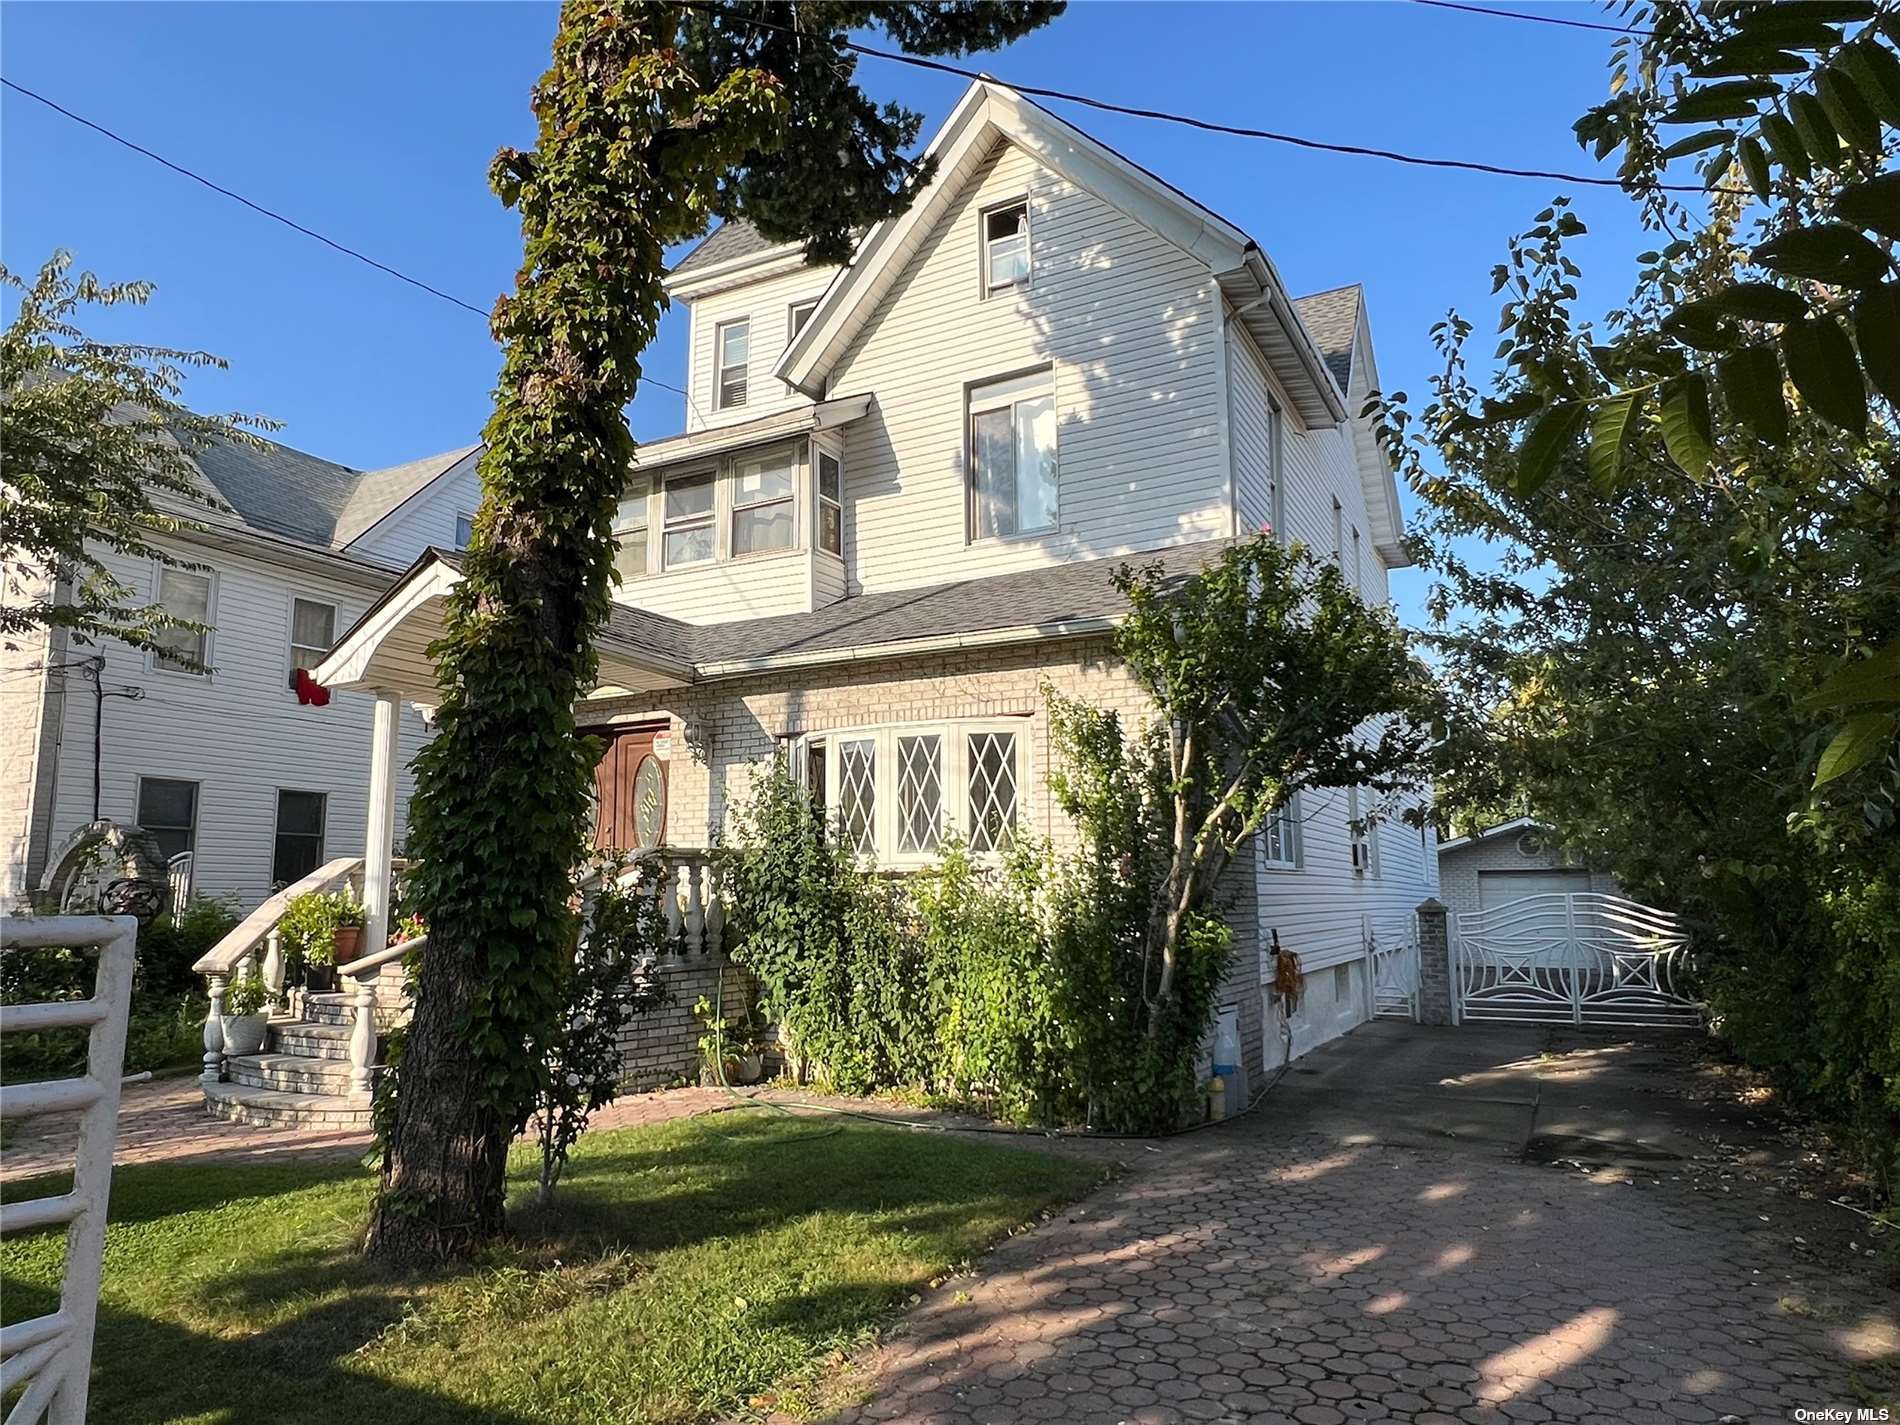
left=773, top=80, right=1349, bottom=427
left=334, top=444, right=482, bottom=550
left=1292, top=286, right=1361, bottom=391
left=670, top=220, right=783, bottom=280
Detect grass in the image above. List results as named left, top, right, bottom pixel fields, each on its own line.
left=1, top=1111, right=1100, bottom=1425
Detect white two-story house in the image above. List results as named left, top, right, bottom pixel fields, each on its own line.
left=1, top=437, right=484, bottom=910
left=312, top=79, right=1439, bottom=1090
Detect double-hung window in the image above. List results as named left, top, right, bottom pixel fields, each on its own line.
left=715, top=318, right=750, bottom=410
left=272, top=789, right=326, bottom=887
left=613, top=479, right=652, bottom=580
left=983, top=201, right=1029, bottom=293
left=136, top=777, right=199, bottom=861
left=288, top=598, right=336, bottom=689
left=153, top=567, right=213, bottom=673
left=803, top=720, right=1023, bottom=864
left=1347, top=785, right=1377, bottom=876
left=969, top=372, right=1058, bottom=540
left=1351, top=526, right=1363, bottom=598
left=731, top=447, right=797, bottom=557
left=663, top=472, right=716, bottom=567
left=454, top=511, right=475, bottom=550
left=816, top=451, right=843, bottom=556
left=1267, top=397, right=1286, bottom=540
left=1261, top=792, right=1299, bottom=870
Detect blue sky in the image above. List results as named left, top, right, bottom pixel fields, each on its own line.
left=2, top=1, right=1654, bottom=627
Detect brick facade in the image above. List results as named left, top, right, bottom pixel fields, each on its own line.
left=584, top=635, right=1266, bottom=1091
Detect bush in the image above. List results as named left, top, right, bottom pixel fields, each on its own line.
left=137, top=894, right=240, bottom=996
left=279, top=890, right=362, bottom=974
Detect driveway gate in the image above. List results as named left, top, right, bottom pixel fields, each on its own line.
left=1451, top=892, right=1699, bottom=1028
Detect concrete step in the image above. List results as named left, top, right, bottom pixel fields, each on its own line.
left=203, top=1079, right=371, bottom=1131
left=227, top=1052, right=355, bottom=1096
left=300, top=992, right=409, bottom=1031
left=266, top=1019, right=351, bottom=1061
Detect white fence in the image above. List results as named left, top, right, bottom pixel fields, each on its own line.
left=1452, top=892, right=1698, bottom=1028
left=1363, top=915, right=1420, bottom=1022
left=0, top=914, right=138, bottom=1424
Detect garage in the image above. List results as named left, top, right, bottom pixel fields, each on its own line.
left=1476, top=867, right=1592, bottom=911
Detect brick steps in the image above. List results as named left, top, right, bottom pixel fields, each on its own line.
left=202, top=1079, right=372, bottom=1130
left=227, top=1051, right=354, bottom=1095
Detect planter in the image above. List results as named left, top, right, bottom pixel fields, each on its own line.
left=303, top=964, right=337, bottom=995
left=220, top=1013, right=269, bottom=1057
left=731, top=1052, right=765, bottom=1086
left=333, top=925, right=364, bottom=965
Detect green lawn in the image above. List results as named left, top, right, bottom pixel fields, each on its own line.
left=1, top=1112, right=1100, bottom=1425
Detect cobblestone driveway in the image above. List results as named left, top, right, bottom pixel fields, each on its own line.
left=820, top=1024, right=1898, bottom=1425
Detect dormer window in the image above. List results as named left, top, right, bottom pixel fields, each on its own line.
left=983, top=202, right=1029, bottom=293
left=788, top=299, right=818, bottom=342
left=715, top=319, right=749, bottom=410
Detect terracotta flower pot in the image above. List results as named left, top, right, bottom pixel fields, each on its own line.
left=333, top=925, right=364, bottom=965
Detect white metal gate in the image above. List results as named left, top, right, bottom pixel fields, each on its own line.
left=1363, top=916, right=1421, bottom=1021
left=1452, top=893, right=1699, bottom=1028
left=1, top=915, right=138, bottom=1424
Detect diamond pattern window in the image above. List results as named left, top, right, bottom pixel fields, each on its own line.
left=966, top=731, right=1018, bottom=852
left=837, top=738, right=878, bottom=856
left=896, top=734, right=944, bottom=854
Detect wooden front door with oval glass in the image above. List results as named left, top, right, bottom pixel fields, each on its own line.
left=585, top=724, right=668, bottom=851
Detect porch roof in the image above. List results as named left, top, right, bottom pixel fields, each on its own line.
left=311, top=538, right=1229, bottom=703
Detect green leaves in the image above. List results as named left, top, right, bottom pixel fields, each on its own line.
left=1789, top=91, right=1845, bottom=169
left=1661, top=128, right=1736, bottom=160
left=1717, top=344, right=1790, bottom=444
left=1658, top=375, right=1714, bottom=481
left=1692, top=282, right=1810, bottom=324
left=1814, top=713, right=1898, bottom=786
left=1760, top=112, right=1813, bottom=181
left=1800, top=640, right=1900, bottom=711
left=1780, top=313, right=1867, bottom=437
left=1737, top=136, right=1773, bottom=202
left=1588, top=390, right=1644, bottom=491
left=1751, top=224, right=1892, bottom=288
left=1662, top=79, right=1778, bottom=124
left=1853, top=284, right=1900, bottom=404
left=1834, top=172, right=1900, bottom=241
left=1839, top=38, right=1900, bottom=125
left=1816, top=68, right=1882, bottom=153
left=1514, top=402, right=1588, bottom=496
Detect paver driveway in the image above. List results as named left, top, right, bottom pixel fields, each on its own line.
left=820, top=1023, right=1899, bottom=1425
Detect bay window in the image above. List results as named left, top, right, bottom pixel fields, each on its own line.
left=613, top=479, right=652, bottom=580
left=969, top=371, right=1058, bottom=540
left=663, top=471, right=715, bottom=568
left=801, top=719, right=1025, bottom=864
left=731, top=447, right=797, bottom=556
left=816, top=451, right=843, bottom=557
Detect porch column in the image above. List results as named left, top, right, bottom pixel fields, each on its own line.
left=362, top=690, right=401, bottom=957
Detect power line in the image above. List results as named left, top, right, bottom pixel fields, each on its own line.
left=1406, top=0, right=1655, bottom=37
left=685, top=1, right=1734, bottom=195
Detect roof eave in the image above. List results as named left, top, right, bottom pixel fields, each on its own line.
left=665, top=243, right=810, bottom=300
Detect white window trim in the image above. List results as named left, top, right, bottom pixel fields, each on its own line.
left=1267, top=396, right=1287, bottom=543
left=613, top=478, right=655, bottom=580
left=1260, top=791, right=1301, bottom=871
left=147, top=562, right=216, bottom=678
left=979, top=196, right=1031, bottom=298
left=1347, top=785, right=1379, bottom=878
left=815, top=448, right=844, bottom=559
left=714, top=317, right=751, bottom=411
left=967, top=368, right=1059, bottom=545
left=135, top=774, right=200, bottom=856
left=661, top=467, right=719, bottom=570
left=285, top=593, right=339, bottom=693
left=728, top=442, right=804, bottom=564
left=270, top=787, right=328, bottom=887
left=454, top=510, right=476, bottom=550
left=788, top=298, right=818, bottom=344
left=1330, top=497, right=1344, bottom=569
left=797, top=716, right=1031, bottom=868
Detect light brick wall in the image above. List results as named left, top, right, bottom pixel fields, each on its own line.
left=1437, top=829, right=1618, bottom=921
left=0, top=559, right=64, bottom=906
left=584, top=636, right=1265, bottom=1087
left=618, top=960, right=756, bottom=1091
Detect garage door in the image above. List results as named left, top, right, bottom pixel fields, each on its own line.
left=1477, top=868, right=1591, bottom=910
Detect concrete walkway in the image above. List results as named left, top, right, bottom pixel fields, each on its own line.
left=810, top=1022, right=1899, bottom=1425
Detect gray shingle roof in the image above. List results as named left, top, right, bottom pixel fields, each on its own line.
left=1291, top=286, right=1361, bottom=391
left=334, top=445, right=482, bottom=549
left=669, top=220, right=782, bottom=278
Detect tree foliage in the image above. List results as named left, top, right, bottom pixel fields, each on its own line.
left=0, top=252, right=269, bottom=664
left=372, top=0, right=1060, bottom=1262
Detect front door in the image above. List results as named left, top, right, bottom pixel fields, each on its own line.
left=585, top=724, right=669, bottom=851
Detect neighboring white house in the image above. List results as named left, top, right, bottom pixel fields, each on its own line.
left=1436, top=816, right=1617, bottom=921
left=0, top=437, right=483, bottom=910
left=310, top=78, right=1440, bottom=1093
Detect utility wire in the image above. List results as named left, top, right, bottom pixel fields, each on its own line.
left=1406, top=0, right=1655, bottom=37
left=684, top=1, right=1737, bottom=195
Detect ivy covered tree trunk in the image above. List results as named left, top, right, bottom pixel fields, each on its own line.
left=366, top=0, right=1061, bottom=1262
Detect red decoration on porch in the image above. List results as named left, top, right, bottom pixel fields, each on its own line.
left=292, top=667, right=332, bottom=707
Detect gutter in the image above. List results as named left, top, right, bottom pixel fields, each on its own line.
left=1243, top=247, right=1350, bottom=425
left=691, top=615, right=1120, bottom=681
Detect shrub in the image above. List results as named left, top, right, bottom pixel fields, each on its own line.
left=137, top=893, right=240, bottom=997
left=224, top=970, right=269, bottom=1018
left=279, top=890, right=363, bottom=973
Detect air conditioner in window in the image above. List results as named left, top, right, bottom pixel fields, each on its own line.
left=1351, top=841, right=1369, bottom=873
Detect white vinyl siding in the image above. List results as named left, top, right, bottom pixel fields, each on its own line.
left=830, top=138, right=1228, bottom=594
left=343, top=452, right=483, bottom=568
left=1230, top=325, right=1287, bottom=541
left=685, top=266, right=834, bottom=432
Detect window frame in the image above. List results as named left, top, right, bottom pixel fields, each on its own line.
left=787, top=298, right=819, bottom=344
left=728, top=443, right=802, bottom=562
left=1347, top=785, right=1379, bottom=877
left=1267, top=396, right=1287, bottom=542
left=1260, top=791, right=1301, bottom=871
left=1330, top=497, right=1344, bottom=569
left=713, top=317, right=751, bottom=411
left=815, top=449, right=844, bottom=558
left=967, top=369, right=1059, bottom=543
left=613, top=477, right=654, bottom=581
left=149, top=563, right=216, bottom=676
left=270, top=788, right=328, bottom=889
left=980, top=198, right=1031, bottom=296
left=454, top=511, right=475, bottom=550
left=661, top=468, right=719, bottom=570
left=1351, top=525, right=1363, bottom=597
left=135, top=776, right=200, bottom=862
left=286, top=595, right=338, bottom=692
left=798, top=716, right=1030, bottom=867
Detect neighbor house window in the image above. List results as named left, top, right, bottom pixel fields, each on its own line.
left=663, top=471, right=716, bottom=567
left=816, top=451, right=843, bottom=556
left=1268, top=397, right=1286, bottom=539
left=272, top=789, right=326, bottom=887
left=803, top=719, right=1023, bottom=864
left=288, top=598, right=336, bottom=690
left=969, top=371, right=1058, bottom=539
left=1261, top=793, right=1299, bottom=870
left=983, top=201, right=1029, bottom=292
left=153, top=567, right=213, bottom=673
left=731, top=447, right=797, bottom=557
left=454, top=511, right=475, bottom=549
left=715, top=318, right=750, bottom=410
left=788, top=298, right=818, bottom=342
left=613, top=479, right=651, bottom=580
left=1347, top=785, right=1377, bottom=876
left=136, top=777, right=199, bottom=862
left=1352, top=526, right=1363, bottom=597
left=1331, top=497, right=1344, bottom=568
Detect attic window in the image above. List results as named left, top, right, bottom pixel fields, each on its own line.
left=983, top=202, right=1029, bottom=293
left=715, top=319, right=750, bottom=410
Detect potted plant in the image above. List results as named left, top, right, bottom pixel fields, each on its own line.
left=694, top=995, right=769, bottom=1086
left=280, top=890, right=362, bottom=995
left=220, top=970, right=271, bottom=1056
